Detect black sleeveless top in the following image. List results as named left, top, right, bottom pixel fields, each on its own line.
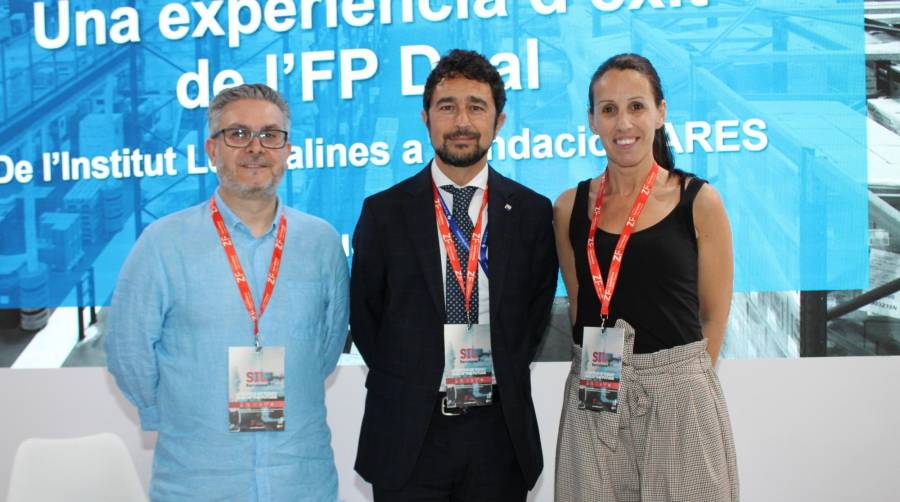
left=570, top=173, right=706, bottom=353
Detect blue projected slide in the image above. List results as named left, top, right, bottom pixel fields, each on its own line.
left=2, top=0, right=891, bottom=365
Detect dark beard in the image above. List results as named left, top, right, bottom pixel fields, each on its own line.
left=434, top=131, right=488, bottom=167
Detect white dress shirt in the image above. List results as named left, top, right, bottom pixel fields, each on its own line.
left=432, top=161, right=493, bottom=392
left=431, top=161, right=490, bottom=322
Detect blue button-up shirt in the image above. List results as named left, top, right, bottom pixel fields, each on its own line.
left=106, top=191, right=349, bottom=501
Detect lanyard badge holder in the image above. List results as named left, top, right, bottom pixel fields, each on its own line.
left=434, top=183, right=495, bottom=412
left=210, top=197, right=288, bottom=432
left=579, top=164, right=659, bottom=413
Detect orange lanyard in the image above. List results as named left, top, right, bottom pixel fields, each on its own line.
left=432, top=182, right=488, bottom=324
left=586, top=163, right=659, bottom=325
left=210, top=197, right=287, bottom=349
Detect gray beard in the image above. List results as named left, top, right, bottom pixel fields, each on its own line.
left=217, top=174, right=279, bottom=200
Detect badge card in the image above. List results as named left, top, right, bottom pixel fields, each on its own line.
left=578, top=327, right=624, bottom=413
left=228, top=346, right=286, bottom=432
left=443, top=324, right=495, bottom=409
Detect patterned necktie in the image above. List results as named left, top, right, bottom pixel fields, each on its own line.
left=441, top=185, right=478, bottom=324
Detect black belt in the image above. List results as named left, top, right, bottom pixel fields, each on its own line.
left=436, top=386, right=500, bottom=416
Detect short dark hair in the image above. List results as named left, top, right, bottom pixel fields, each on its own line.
left=587, top=53, right=675, bottom=172
left=423, top=49, right=506, bottom=115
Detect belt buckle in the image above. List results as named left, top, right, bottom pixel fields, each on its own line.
left=441, top=396, right=466, bottom=416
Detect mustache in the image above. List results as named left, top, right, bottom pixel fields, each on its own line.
left=238, top=157, right=273, bottom=168
left=444, top=128, right=481, bottom=141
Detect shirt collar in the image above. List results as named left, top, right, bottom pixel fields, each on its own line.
left=213, top=189, right=283, bottom=237
left=430, top=160, right=489, bottom=191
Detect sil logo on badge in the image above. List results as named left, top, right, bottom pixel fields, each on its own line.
left=578, top=327, right=624, bottom=413
left=443, top=324, right=495, bottom=409
left=228, top=346, right=285, bottom=432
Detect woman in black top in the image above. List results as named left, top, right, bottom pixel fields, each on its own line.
left=553, top=54, right=739, bottom=501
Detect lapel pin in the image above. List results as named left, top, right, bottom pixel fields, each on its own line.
left=504, top=203, right=512, bottom=211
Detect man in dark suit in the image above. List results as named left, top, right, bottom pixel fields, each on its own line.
left=350, top=49, right=558, bottom=501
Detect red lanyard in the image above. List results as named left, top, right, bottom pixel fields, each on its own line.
left=209, top=197, right=287, bottom=348
left=586, top=163, right=659, bottom=325
left=432, top=182, right=489, bottom=324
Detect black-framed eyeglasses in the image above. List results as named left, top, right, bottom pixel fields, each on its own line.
left=212, top=128, right=288, bottom=149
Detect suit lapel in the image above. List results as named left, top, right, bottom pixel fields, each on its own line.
left=487, top=167, right=516, bottom=322
left=404, top=166, right=446, bottom=318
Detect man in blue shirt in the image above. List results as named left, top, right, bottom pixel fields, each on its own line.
left=106, top=83, right=349, bottom=501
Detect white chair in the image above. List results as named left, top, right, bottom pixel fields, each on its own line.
left=6, top=433, right=147, bottom=502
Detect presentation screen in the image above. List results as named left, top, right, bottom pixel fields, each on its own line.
left=1, top=0, right=896, bottom=365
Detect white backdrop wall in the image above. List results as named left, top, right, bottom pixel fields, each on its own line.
left=3, top=357, right=900, bottom=501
